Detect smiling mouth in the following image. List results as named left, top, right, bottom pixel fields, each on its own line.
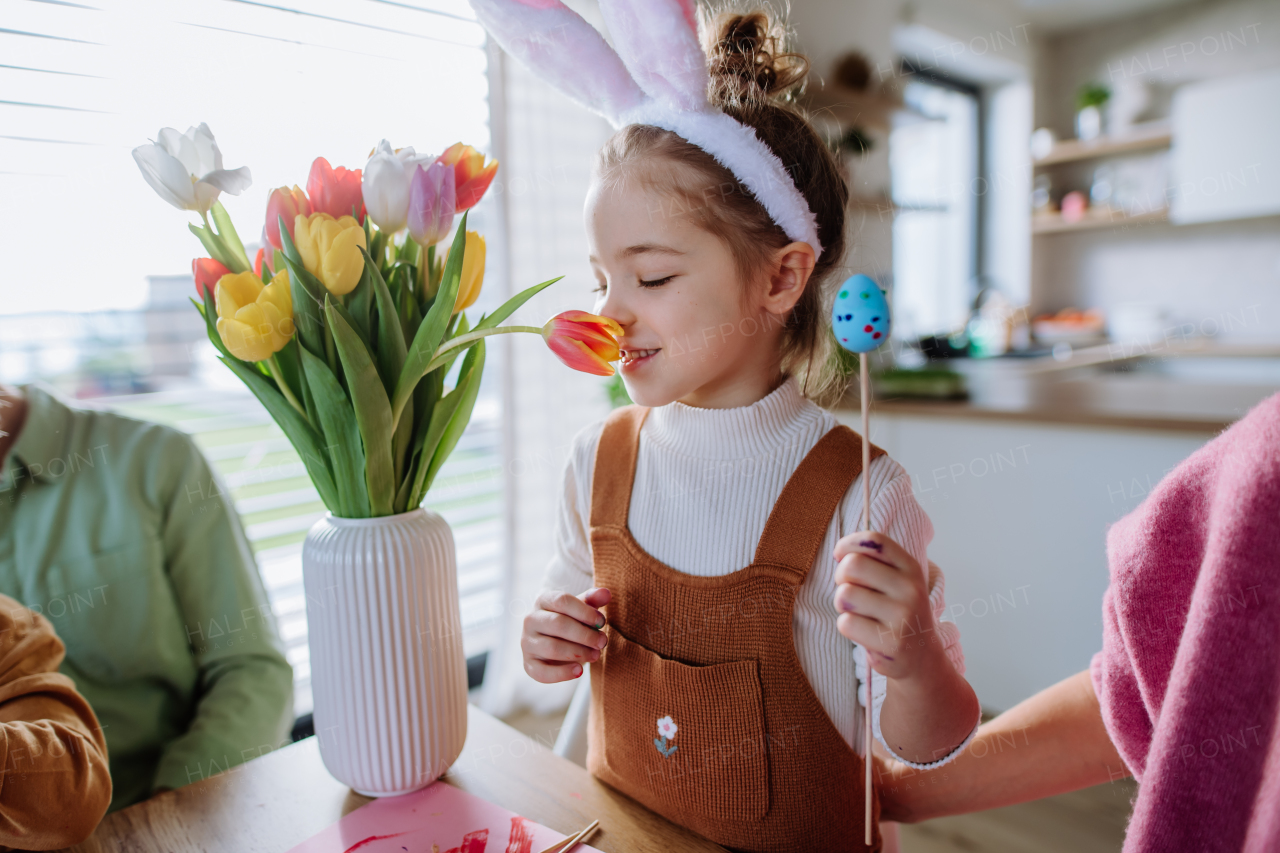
left=620, top=348, right=660, bottom=365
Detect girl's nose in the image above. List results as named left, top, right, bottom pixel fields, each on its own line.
left=594, top=286, right=631, bottom=330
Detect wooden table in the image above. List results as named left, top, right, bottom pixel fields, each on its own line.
left=64, top=703, right=729, bottom=853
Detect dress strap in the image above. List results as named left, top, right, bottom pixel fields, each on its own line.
left=752, top=425, right=887, bottom=579
left=589, top=404, right=650, bottom=529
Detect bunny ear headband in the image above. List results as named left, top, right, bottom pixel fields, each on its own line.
left=467, top=0, right=823, bottom=260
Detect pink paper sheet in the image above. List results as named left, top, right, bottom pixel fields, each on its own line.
left=286, top=780, right=604, bottom=853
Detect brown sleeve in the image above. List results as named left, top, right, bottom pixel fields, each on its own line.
left=0, top=595, right=111, bottom=849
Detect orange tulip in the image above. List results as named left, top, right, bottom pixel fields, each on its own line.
left=193, top=257, right=231, bottom=299
left=437, top=143, right=498, bottom=211
left=253, top=247, right=266, bottom=278
left=541, top=311, right=622, bottom=376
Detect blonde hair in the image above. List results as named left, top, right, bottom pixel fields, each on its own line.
left=593, top=5, right=850, bottom=405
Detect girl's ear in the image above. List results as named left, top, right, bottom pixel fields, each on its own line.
left=599, top=0, right=708, bottom=112
left=469, top=0, right=646, bottom=125
left=762, top=241, right=817, bottom=314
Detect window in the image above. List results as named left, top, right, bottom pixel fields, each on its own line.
left=1, top=0, right=501, bottom=716
left=890, top=70, right=981, bottom=340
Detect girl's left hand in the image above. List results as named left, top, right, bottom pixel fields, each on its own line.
left=832, top=530, right=941, bottom=681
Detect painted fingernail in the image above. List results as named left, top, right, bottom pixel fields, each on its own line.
left=859, top=539, right=883, bottom=552
left=574, top=665, right=583, bottom=677
left=595, top=613, right=605, bottom=629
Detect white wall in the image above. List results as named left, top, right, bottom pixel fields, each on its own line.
left=1034, top=0, right=1280, bottom=341
left=837, top=411, right=1214, bottom=711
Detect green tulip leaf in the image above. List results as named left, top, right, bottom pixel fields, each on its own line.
left=188, top=222, right=239, bottom=272
left=216, top=354, right=339, bottom=513
left=211, top=200, right=252, bottom=272
left=325, top=296, right=395, bottom=516
left=195, top=290, right=231, bottom=361
left=402, top=355, right=468, bottom=509
left=277, top=215, right=327, bottom=360
left=416, top=338, right=485, bottom=506
left=300, top=345, right=371, bottom=518
left=360, top=246, right=408, bottom=395
left=346, top=269, right=373, bottom=346
left=273, top=338, right=307, bottom=411
left=471, top=275, right=563, bottom=332
left=360, top=246, right=416, bottom=495
left=392, top=211, right=469, bottom=432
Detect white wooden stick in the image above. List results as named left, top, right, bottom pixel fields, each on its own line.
left=861, top=356, right=873, bottom=847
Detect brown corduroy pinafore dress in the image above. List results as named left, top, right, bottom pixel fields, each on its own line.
left=585, top=403, right=888, bottom=853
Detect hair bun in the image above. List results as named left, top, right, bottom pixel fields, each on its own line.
left=704, top=8, right=808, bottom=107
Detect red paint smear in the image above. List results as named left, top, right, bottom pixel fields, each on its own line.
left=343, top=833, right=409, bottom=853
left=569, top=792, right=582, bottom=799
left=444, top=828, right=489, bottom=853
left=505, top=816, right=535, bottom=853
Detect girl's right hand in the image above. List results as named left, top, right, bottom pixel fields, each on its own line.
left=521, top=587, right=611, bottom=683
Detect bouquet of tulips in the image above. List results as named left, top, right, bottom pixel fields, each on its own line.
left=134, top=124, right=622, bottom=518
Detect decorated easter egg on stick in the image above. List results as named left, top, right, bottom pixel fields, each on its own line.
left=833, top=274, right=891, bottom=353
left=831, top=273, right=892, bottom=846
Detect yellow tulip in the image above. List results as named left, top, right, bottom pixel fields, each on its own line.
left=293, top=212, right=367, bottom=296
left=443, top=230, right=485, bottom=314
left=215, top=270, right=295, bottom=362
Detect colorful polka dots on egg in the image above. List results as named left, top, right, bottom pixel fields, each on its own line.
left=832, top=274, right=891, bottom=353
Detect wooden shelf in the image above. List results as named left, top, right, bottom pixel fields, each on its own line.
left=800, top=84, right=925, bottom=130
left=849, top=195, right=897, bottom=213
left=1032, top=207, right=1168, bottom=234
left=1034, top=124, right=1171, bottom=167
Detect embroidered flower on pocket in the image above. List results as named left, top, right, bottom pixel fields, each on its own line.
left=654, top=715, right=678, bottom=757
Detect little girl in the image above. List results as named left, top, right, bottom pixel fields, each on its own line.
left=472, top=2, right=982, bottom=850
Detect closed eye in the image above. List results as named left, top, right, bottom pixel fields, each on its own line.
left=639, top=275, right=675, bottom=288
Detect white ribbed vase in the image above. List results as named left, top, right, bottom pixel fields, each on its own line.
left=302, top=508, right=468, bottom=796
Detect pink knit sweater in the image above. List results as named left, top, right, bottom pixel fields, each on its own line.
left=1091, top=390, right=1280, bottom=853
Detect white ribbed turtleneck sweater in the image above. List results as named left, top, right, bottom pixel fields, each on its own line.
left=540, top=375, right=971, bottom=768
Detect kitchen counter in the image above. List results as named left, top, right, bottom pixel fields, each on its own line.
left=839, top=342, right=1280, bottom=433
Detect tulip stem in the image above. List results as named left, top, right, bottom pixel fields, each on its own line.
left=265, top=354, right=308, bottom=422
left=424, top=325, right=542, bottom=374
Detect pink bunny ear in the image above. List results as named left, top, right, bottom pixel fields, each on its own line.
left=469, top=0, right=645, bottom=125
left=599, top=0, right=708, bottom=112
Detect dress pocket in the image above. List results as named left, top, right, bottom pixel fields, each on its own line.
left=600, top=623, right=769, bottom=822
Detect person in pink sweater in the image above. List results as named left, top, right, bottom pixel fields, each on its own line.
left=876, top=389, right=1280, bottom=852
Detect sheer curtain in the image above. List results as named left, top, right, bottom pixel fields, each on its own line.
left=475, top=0, right=616, bottom=720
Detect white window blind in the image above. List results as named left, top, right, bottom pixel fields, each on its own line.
left=1, top=0, right=504, bottom=717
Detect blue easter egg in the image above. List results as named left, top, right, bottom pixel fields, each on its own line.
left=832, top=274, right=891, bottom=353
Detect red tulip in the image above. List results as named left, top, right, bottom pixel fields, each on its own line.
left=193, top=257, right=232, bottom=299
left=542, top=311, right=622, bottom=376
left=264, top=185, right=311, bottom=250
left=436, top=143, right=498, bottom=211
left=306, top=157, right=365, bottom=223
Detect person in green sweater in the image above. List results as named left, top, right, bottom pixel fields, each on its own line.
left=0, top=380, right=294, bottom=813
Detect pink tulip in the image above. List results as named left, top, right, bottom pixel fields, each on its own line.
left=264, top=185, right=311, bottom=251
left=307, top=157, right=365, bottom=223
left=407, top=160, right=456, bottom=247
left=193, top=257, right=232, bottom=299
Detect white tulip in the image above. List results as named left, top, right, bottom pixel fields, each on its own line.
left=362, top=139, right=432, bottom=233
left=132, top=123, right=252, bottom=214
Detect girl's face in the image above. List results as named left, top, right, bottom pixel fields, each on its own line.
left=585, top=171, right=814, bottom=409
